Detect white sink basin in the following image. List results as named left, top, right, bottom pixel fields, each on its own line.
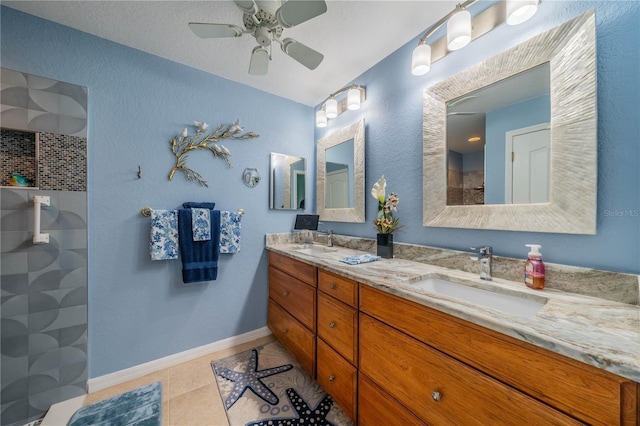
left=295, top=245, right=338, bottom=255
left=408, top=277, right=547, bottom=318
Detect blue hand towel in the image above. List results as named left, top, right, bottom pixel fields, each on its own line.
left=149, top=210, right=179, bottom=260
left=219, top=211, right=242, bottom=253
left=178, top=208, right=220, bottom=283
left=340, top=254, right=381, bottom=265
left=183, top=202, right=215, bottom=209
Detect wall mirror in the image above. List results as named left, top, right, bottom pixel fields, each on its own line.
left=424, top=10, right=597, bottom=234
left=447, top=62, right=550, bottom=206
left=269, top=152, right=306, bottom=210
left=317, top=119, right=365, bottom=222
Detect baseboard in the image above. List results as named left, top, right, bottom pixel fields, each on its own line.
left=88, top=326, right=272, bottom=393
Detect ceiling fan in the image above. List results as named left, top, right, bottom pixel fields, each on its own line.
left=189, top=0, right=327, bottom=75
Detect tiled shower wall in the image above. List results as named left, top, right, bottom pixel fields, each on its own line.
left=1, top=68, right=88, bottom=426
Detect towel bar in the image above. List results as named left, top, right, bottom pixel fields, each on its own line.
left=140, top=206, right=244, bottom=217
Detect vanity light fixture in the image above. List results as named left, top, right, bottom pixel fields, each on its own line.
left=316, top=84, right=366, bottom=127
left=411, top=0, right=539, bottom=76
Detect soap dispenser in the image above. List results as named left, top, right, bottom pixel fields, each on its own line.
left=524, top=244, right=545, bottom=290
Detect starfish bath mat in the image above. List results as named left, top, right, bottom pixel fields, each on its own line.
left=211, top=340, right=353, bottom=426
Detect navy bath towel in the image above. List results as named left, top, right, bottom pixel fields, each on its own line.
left=178, top=208, right=221, bottom=283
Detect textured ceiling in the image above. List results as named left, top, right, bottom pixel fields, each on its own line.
left=2, top=0, right=459, bottom=106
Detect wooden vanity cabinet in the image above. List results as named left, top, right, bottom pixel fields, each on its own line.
left=359, top=284, right=639, bottom=426
left=316, top=269, right=359, bottom=421
left=360, top=313, right=583, bottom=425
left=267, top=251, right=316, bottom=377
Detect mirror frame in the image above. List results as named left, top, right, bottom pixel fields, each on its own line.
left=317, top=119, right=365, bottom=223
left=423, top=10, right=596, bottom=234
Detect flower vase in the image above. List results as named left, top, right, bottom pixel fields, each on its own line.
left=377, top=233, right=394, bottom=258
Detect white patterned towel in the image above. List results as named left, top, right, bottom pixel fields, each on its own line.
left=219, top=211, right=242, bottom=253
left=150, top=210, right=179, bottom=260
left=191, top=208, right=211, bottom=241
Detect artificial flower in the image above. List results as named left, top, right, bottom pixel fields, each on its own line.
left=371, top=175, right=401, bottom=234
left=194, top=121, right=209, bottom=131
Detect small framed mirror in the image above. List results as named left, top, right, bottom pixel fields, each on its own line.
left=317, top=119, right=365, bottom=223
left=269, top=152, right=306, bottom=210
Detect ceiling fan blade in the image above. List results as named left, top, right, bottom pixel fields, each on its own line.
left=280, top=38, right=323, bottom=70
left=447, top=112, right=479, bottom=116
left=233, top=0, right=258, bottom=15
left=188, top=23, right=243, bottom=38
left=276, top=0, right=327, bottom=28
left=249, top=46, right=269, bottom=75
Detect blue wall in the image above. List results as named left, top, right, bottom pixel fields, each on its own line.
left=485, top=94, right=550, bottom=204
left=1, top=6, right=314, bottom=377
left=315, top=1, right=640, bottom=275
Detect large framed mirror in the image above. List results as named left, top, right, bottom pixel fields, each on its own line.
left=269, top=152, right=306, bottom=210
left=317, top=119, right=365, bottom=222
left=423, top=10, right=596, bottom=234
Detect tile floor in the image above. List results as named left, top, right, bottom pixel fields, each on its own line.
left=82, top=334, right=276, bottom=426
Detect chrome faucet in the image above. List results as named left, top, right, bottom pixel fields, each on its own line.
left=470, top=246, right=492, bottom=281
left=316, top=229, right=333, bottom=247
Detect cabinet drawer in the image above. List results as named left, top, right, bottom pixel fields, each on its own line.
left=269, top=266, right=316, bottom=331
left=268, top=299, right=315, bottom=377
left=360, top=314, right=583, bottom=425
left=360, top=285, right=637, bottom=426
left=358, top=373, right=426, bottom=426
left=317, top=292, right=358, bottom=365
left=318, top=268, right=358, bottom=307
left=269, top=251, right=316, bottom=286
left=317, top=338, right=357, bottom=421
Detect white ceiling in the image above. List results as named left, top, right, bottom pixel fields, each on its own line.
left=2, top=0, right=460, bottom=106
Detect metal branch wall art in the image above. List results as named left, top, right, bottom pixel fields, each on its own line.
left=168, top=119, right=259, bottom=187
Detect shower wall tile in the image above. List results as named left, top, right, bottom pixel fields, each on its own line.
left=2, top=70, right=88, bottom=425
left=0, top=273, right=28, bottom=296
left=1, top=253, right=28, bottom=275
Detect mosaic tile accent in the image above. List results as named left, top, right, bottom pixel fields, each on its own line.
left=1, top=129, right=87, bottom=192
left=1, top=188, right=88, bottom=426
left=0, top=129, right=37, bottom=187
left=38, top=133, right=87, bottom=191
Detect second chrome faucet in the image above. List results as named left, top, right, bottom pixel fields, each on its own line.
left=470, top=246, right=492, bottom=280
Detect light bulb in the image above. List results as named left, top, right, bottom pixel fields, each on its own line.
left=315, top=109, right=327, bottom=128
left=411, top=43, right=432, bottom=76
left=325, top=98, right=338, bottom=119
left=447, top=9, right=471, bottom=51
left=506, top=0, right=538, bottom=25
left=347, top=88, right=361, bottom=110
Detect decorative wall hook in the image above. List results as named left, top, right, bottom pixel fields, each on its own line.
left=137, top=165, right=142, bottom=179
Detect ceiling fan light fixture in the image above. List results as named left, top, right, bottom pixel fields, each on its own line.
left=506, top=0, right=539, bottom=25
left=447, top=8, right=471, bottom=51
left=316, top=109, right=327, bottom=127
left=412, top=43, right=432, bottom=75
left=325, top=98, right=338, bottom=119
left=248, top=46, right=269, bottom=75
left=468, top=136, right=482, bottom=143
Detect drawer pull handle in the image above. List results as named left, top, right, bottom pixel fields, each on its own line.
left=329, top=321, right=336, bottom=328
left=281, top=328, right=288, bottom=334
left=330, top=283, right=336, bottom=289
left=431, top=391, right=442, bottom=402
left=282, top=291, right=289, bottom=296
left=328, top=375, right=335, bottom=382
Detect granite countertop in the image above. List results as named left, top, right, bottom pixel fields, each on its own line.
left=266, top=242, right=640, bottom=382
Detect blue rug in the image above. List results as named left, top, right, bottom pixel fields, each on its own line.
left=67, top=382, right=161, bottom=426
left=212, top=341, right=352, bottom=426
